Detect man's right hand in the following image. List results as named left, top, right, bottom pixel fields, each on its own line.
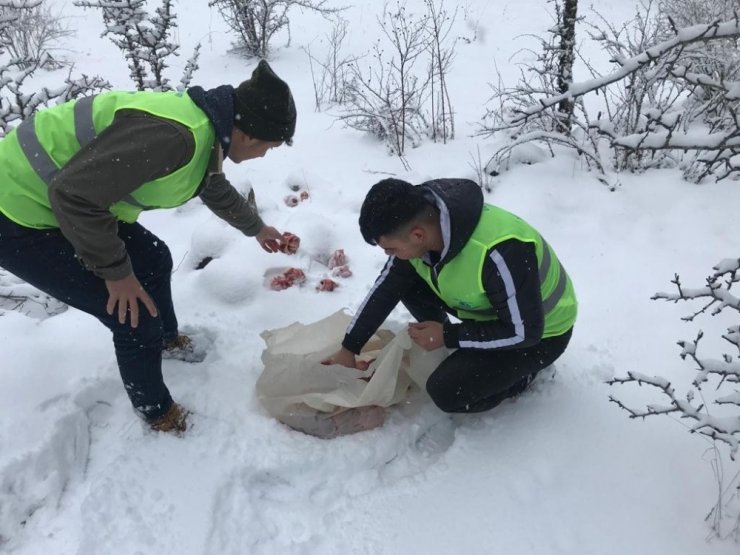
left=105, top=274, right=158, bottom=328
left=322, top=347, right=357, bottom=368
left=255, top=225, right=285, bottom=253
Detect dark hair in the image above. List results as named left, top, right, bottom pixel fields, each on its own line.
left=359, top=178, right=433, bottom=244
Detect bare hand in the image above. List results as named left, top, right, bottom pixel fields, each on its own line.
left=255, top=225, right=284, bottom=253
left=105, top=274, right=158, bottom=328
left=321, top=347, right=357, bottom=368
left=408, top=321, right=445, bottom=351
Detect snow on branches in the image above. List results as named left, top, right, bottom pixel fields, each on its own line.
left=588, top=14, right=740, bottom=182
left=478, top=0, right=613, bottom=187
left=482, top=2, right=740, bottom=186
left=0, top=1, right=110, bottom=135
left=609, top=257, right=740, bottom=540
left=609, top=258, right=740, bottom=453
left=513, top=18, right=740, bottom=123
left=209, top=0, right=342, bottom=59
left=653, top=259, right=740, bottom=324
left=0, top=69, right=110, bottom=135
left=74, top=0, right=201, bottom=91
left=0, top=268, right=67, bottom=319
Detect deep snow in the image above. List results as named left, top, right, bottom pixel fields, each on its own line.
left=1, top=1, right=739, bottom=554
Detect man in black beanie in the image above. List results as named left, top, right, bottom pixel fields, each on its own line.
left=190, top=59, right=297, bottom=162
left=234, top=60, right=297, bottom=146
left=0, top=59, right=297, bottom=434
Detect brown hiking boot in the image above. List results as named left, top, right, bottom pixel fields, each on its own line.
left=162, top=334, right=206, bottom=363
left=148, top=403, right=190, bottom=434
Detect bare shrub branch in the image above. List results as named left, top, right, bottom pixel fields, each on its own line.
left=477, top=1, right=614, bottom=186
left=482, top=1, right=740, bottom=184
left=0, top=269, right=67, bottom=319
left=609, top=257, right=740, bottom=540
left=0, top=0, right=74, bottom=69
left=340, top=1, right=431, bottom=158
left=338, top=0, right=457, bottom=161
left=74, top=0, right=201, bottom=91
left=209, top=0, right=343, bottom=59
left=0, top=51, right=110, bottom=136
left=302, top=17, right=357, bottom=111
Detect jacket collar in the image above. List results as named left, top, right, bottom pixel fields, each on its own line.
left=418, top=179, right=484, bottom=268
left=187, top=84, right=235, bottom=157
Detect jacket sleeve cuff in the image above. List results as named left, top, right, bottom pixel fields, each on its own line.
left=242, top=217, right=265, bottom=237
left=90, top=256, right=133, bottom=281
left=442, top=322, right=461, bottom=349
left=341, top=335, right=364, bottom=355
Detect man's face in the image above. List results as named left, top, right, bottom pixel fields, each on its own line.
left=377, top=229, right=426, bottom=260
left=228, top=131, right=283, bottom=163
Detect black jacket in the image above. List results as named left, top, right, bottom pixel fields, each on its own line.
left=342, top=178, right=545, bottom=354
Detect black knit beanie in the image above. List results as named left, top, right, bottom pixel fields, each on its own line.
left=234, top=60, right=296, bottom=143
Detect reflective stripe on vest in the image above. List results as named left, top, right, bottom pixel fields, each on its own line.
left=16, top=95, right=97, bottom=186
left=455, top=238, right=569, bottom=318
left=409, top=203, right=577, bottom=337
left=1, top=91, right=215, bottom=228
left=540, top=239, right=569, bottom=315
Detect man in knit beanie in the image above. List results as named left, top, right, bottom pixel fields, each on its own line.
left=234, top=60, right=297, bottom=144
left=187, top=59, right=297, bottom=163
left=0, top=59, right=298, bottom=434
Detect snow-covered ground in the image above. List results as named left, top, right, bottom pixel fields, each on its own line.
left=1, top=1, right=738, bottom=553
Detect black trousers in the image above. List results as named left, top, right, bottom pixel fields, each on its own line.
left=0, top=213, right=178, bottom=420
left=401, top=273, right=573, bottom=413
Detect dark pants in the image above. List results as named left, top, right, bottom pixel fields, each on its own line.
left=401, top=273, right=573, bottom=413
left=0, top=213, right=177, bottom=420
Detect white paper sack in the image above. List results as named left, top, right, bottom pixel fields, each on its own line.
left=256, top=310, right=451, bottom=437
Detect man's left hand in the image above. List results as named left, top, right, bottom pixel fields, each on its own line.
left=408, top=321, right=445, bottom=351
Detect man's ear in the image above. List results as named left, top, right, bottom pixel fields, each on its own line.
left=408, top=225, right=425, bottom=243
left=233, top=128, right=254, bottom=145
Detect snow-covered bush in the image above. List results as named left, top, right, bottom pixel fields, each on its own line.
left=0, top=1, right=110, bottom=136
left=209, top=0, right=341, bottom=59
left=656, top=0, right=740, bottom=181
left=589, top=11, right=740, bottom=183
left=339, top=0, right=457, bottom=161
left=584, top=0, right=679, bottom=174
left=482, top=0, right=740, bottom=186
left=0, top=269, right=67, bottom=319
left=658, top=0, right=740, bottom=88
left=74, top=0, right=201, bottom=91
left=608, top=258, right=740, bottom=541
left=0, top=0, right=73, bottom=69
left=0, top=71, right=112, bottom=136
left=478, top=0, right=612, bottom=186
